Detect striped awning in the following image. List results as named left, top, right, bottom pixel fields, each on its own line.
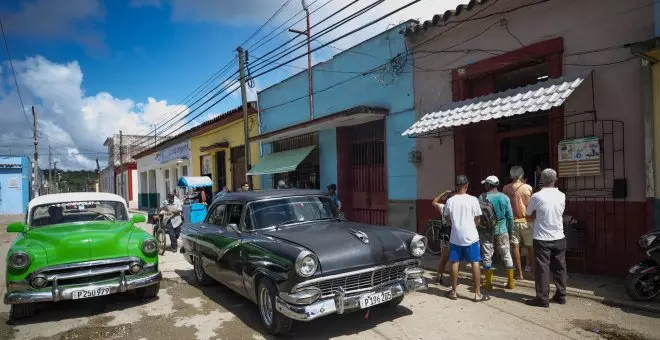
left=402, top=72, right=590, bottom=137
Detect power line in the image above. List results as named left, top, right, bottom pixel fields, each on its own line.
left=0, top=17, right=32, bottom=130
left=240, top=0, right=294, bottom=48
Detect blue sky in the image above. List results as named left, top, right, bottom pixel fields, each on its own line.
left=0, top=0, right=463, bottom=169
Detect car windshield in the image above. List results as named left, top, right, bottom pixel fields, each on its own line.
left=30, top=200, right=129, bottom=227
left=250, top=196, right=338, bottom=230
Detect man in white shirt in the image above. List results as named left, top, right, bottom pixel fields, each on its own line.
left=525, top=168, right=567, bottom=307
left=443, top=175, right=489, bottom=302
left=158, top=192, right=184, bottom=251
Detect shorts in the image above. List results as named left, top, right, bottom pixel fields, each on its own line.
left=448, top=241, right=481, bottom=263
left=511, top=221, right=534, bottom=247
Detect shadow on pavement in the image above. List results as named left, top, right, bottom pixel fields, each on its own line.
left=173, top=268, right=414, bottom=339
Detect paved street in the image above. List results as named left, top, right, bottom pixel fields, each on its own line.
left=0, top=218, right=659, bottom=340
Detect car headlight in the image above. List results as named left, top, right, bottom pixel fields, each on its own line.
left=9, top=251, right=30, bottom=270
left=295, top=250, right=318, bottom=277
left=410, top=235, right=427, bottom=257
left=142, top=239, right=157, bottom=255
left=638, top=234, right=657, bottom=248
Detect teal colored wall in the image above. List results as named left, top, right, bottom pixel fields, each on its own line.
left=0, top=156, right=30, bottom=214
left=257, top=22, right=416, bottom=201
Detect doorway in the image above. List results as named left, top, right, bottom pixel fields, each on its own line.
left=216, top=151, right=226, bottom=190
left=499, top=133, right=549, bottom=185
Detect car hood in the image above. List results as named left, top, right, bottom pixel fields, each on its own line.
left=26, top=222, right=135, bottom=265
left=261, top=221, right=413, bottom=274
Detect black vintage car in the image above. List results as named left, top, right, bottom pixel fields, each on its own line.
left=179, top=189, right=427, bottom=335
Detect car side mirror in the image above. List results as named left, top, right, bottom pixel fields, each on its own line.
left=131, top=214, right=146, bottom=223
left=227, top=223, right=241, bottom=234
left=7, top=221, right=26, bottom=233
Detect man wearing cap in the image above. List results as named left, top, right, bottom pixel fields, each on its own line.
left=157, top=192, right=183, bottom=251
left=443, top=175, right=488, bottom=302
left=479, top=175, right=516, bottom=290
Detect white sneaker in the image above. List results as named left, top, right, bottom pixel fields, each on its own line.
left=524, top=265, right=532, bottom=272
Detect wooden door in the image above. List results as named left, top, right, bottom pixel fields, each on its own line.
left=347, top=120, right=387, bottom=225
left=230, top=146, right=245, bottom=190
left=216, top=151, right=227, bottom=190
left=463, top=121, right=497, bottom=196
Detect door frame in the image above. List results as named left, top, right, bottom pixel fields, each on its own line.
left=495, top=125, right=550, bottom=179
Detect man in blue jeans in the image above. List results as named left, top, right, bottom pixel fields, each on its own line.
left=443, top=175, right=489, bottom=302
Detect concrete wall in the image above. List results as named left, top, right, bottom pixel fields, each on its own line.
left=257, top=22, right=417, bottom=226
left=190, top=115, right=260, bottom=191
left=410, top=0, right=653, bottom=202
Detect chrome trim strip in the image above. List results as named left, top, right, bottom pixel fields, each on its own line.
left=46, top=265, right=131, bottom=281
left=30, top=257, right=144, bottom=276
left=292, top=259, right=420, bottom=292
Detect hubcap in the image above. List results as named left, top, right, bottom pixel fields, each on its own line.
left=259, top=287, right=274, bottom=326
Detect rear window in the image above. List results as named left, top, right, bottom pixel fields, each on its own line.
left=30, top=200, right=129, bottom=227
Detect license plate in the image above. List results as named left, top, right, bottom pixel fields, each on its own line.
left=359, top=290, right=393, bottom=308
left=71, top=287, right=112, bottom=300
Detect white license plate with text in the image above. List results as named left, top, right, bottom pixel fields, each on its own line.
left=71, top=287, right=112, bottom=300
left=359, top=290, right=393, bottom=308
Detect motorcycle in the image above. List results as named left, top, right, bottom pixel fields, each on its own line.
left=625, top=229, right=660, bottom=301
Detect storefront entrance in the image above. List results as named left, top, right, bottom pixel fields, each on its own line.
left=339, top=120, right=388, bottom=225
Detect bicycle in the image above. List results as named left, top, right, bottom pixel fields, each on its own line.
left=425, top=219, right=450, bottom=255
left=151, top=215, right=168, bottom=255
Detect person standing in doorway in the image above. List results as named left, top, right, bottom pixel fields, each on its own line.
left=327, top=184, right=341, bottom=210
left=443, top=175, right=489, bottom=302
left=277, top=180, right=288, bottom=189
left=479, top=176, right=516, bottom=290
left=526, top=168, right=567, bottom=307
left=503, top=166, right=535, bottom=280
left=241, top=182, right=251, bottom=192
left=431, top=189, right=455, bottom=286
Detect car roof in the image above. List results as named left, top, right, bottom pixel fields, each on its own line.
left=213, top=189, right=327, bottom=203
left=28, top=192, right=128, bottom=211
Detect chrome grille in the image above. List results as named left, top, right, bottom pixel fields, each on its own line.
left=298, top=259, right=419, bottom=298
left=29, top=257, right=142, bottom=288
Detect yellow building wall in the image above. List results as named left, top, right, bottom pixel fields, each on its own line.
left=190, top=114, right=261, bottom=192
left=651, top=49, right=660, bottom=199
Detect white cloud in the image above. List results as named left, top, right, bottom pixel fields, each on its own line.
left=0, top=0, right=107, bottom=54
left=0, top=56, right=190, bottom=170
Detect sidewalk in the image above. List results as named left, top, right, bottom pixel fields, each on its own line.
left=421, top=254, right=660, bottom=313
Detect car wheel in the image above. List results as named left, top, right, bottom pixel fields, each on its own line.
left=10, top=303, right=35, bottom=321
left=136, top=282, right=160, bottom=299
left=156, top=228, right=167, bottom=256
left=379, top=295, right=404, bottom=308
left=258, top=279, right=292, bottom=336
left=193, top=255, right=214, bottom=286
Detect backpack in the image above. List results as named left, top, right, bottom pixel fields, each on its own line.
left=478, top=193, right=497, bottom=232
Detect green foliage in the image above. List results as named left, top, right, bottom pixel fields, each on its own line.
left=44, top=169, right=98, bottom=192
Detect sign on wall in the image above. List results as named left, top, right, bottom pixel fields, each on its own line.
left=201, top=155, right=212, bottom=175
left=157, top=141, right=190, bottom=164
left=558, top=136, right=601, bottom=177
left=8, top=177, right=19, bottom=189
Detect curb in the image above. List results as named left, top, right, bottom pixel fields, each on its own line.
left=422, top=263, right=660, bottom=314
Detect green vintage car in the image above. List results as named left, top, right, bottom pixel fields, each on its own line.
left=4, top=192, right=162, bottom=320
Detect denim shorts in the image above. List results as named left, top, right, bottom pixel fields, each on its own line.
left=449, top=241, right=481, bottom=263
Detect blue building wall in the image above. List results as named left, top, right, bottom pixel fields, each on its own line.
left=257, top=22, right=417, bottom=229
left=0, top=156, right=31, bottom=215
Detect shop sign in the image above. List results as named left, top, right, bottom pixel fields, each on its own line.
left=8, top=177, right=19, bottom=188
left=0, top=163, right=21, bottom=169
left=558, top=136, right=601, bottom=177
left=201, top=155, right=212, bottom=175
left=157, top=141, right=190, bottom=164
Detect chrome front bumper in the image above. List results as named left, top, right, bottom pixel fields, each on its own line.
left=4, top=269, right=162, bottom=305
left=275, top=267, right=427, bottom=322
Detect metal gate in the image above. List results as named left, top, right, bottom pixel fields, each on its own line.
left=347, top=120, right=387, bottom=225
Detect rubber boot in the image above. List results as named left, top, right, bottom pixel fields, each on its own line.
left=506, top=268, right=516, bottom=289
left=484, top=269, right=494, bottom=290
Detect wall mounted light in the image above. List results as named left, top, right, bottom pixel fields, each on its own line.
left=408, top=149, right=422, bottom=165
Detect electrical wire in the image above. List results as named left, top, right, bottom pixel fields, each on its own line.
left=0, top=17, right=32, bottom=130
left=240, top=0, right=294, bottom=48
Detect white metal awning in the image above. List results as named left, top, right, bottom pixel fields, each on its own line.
left=402, top=72, right=590, bottom=137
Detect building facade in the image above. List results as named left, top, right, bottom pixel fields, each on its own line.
left=0, top=156, right=32, bottom=215
left=403, top=0, right=653, bottom=276
left=190, top=103, right=261, bottom=192
left=135, top=140, right=191, bottom=211
left=254, top=22, right=417, bottom=230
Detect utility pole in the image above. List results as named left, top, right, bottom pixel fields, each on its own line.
left=289, top=0, right=313, bottom=120
left=48, top=145, right=52, bottom=194
left=32, top=106, right=39, bottom=197
left=153, top=124, right=157, bottom=146
left=53, top=161, right=58, bottom=194
left=119, top=131, right=124, bottom=200
left=237, top=47, right=252, bottom=187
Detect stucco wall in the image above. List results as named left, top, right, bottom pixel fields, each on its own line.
left=0, top=156, right=29, bottom=214
left=190, top=115, right=260, bottom=191
left=257, top=22, right=417, bottom=206
left=410, top=0, right=653, bottom=202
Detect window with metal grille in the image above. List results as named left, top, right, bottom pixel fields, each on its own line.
left=272, top=133, right=320, bottom=189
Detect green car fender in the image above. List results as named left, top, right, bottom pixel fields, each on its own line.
left=6, top=234, right=49, bottom=282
